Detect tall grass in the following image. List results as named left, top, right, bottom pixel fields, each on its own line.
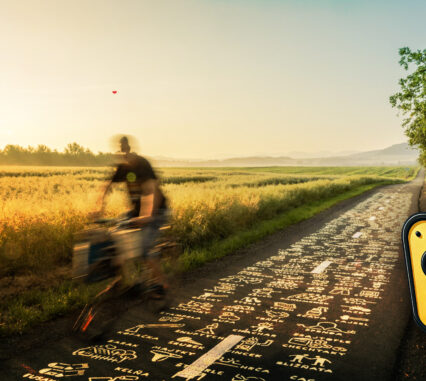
left=168, top=176, right=397, bottom=249
left=0, top=165, right=416, bottom=277
left=0, top=165, right=418, bottom=334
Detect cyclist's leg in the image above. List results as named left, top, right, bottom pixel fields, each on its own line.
left=117, top=228, right=150, bottom=289
left=141, top=210, right=170, bottom=291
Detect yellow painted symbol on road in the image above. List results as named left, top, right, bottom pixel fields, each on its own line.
left=402, top=213, right=426, bottom=332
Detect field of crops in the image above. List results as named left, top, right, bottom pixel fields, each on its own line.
left=0, top=165, right=418, bottom=277
left=0, top=164, right=419, bottom=334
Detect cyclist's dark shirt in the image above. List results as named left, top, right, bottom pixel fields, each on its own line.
left=111, top=154, right=167, bottom=217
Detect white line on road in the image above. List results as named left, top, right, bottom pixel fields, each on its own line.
left=172, top=334, right=244, bottom=379
left=369, top=216, right=376, bottom=221
left=352, top=232, right=363, bottom=238
left=311, top=260, right=332, bottom=274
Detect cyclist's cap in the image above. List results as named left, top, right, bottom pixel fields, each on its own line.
left=119, top=136, right=129, bottom=145
left=109, top=134, right=140, bottom=154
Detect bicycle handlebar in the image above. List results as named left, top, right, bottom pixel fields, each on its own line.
left=92, top=216, right=139, bottom=231
left=93, top=218, right=116, bottom=225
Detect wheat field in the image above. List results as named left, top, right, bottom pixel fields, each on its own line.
left=0, top=165, right=417, bottom=277
left=0, top=165, right=418, bottom=334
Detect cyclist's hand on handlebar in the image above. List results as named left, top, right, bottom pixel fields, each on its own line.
left=116, top=220, right=133, bottom=229
left=127, top=216, right=153, bottom=228
left=116, top=217, right=145, bottom=229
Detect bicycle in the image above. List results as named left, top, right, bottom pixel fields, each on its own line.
left=71, top=216, right=178, bottom=339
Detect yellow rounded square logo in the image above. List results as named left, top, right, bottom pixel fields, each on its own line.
left=402, top=213, right=426, bottom=332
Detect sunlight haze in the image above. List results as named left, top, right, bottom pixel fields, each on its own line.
left=0, top=0, right=425, bottom=159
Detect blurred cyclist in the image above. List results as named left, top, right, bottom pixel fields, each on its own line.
left=97, top=135, right=170, bottom=297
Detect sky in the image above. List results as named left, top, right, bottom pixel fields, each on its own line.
left=0, top=0, right=425, bottom=159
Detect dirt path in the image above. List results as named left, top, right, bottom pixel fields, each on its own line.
left=1, top=172, right=423, bottom=381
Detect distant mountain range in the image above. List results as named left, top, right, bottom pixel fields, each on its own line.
left=285, top=150, right=361, bottom=159
left=152, top=143, right=419, bottom=167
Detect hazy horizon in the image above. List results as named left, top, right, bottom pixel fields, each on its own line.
left=1, top=0, right=425, bottom=159
left=0, top=140, right=417, bottom=162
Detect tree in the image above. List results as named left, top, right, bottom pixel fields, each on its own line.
left=0, top=142, right=112, bottom=166
left=2, top=144, right=26, bottom=164
left=36, top=144, right=52, bottom=153
left=390, top=47, right=426, bottom=164
left=64, top=142, right=86, bottom=156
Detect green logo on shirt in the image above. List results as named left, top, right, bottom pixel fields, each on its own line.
left=126, top=172, right=137, bottom=183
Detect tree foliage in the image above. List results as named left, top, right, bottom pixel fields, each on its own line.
left=0, top=143, right=115, bottom=166
left=390, top=47, right=426, bottom=164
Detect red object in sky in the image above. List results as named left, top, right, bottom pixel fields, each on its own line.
left=112, top=90, right=117, bottom=94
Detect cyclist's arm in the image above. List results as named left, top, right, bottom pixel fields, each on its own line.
left=97, top=166, right=123, bottom=213
left=148, top=179, right=163, bottom=214
left=97, top=181, right=113, bottom=213
left=131, top=179, right=159, bottom=226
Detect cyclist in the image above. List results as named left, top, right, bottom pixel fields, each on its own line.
left=97, top=135, right=170, bottom=297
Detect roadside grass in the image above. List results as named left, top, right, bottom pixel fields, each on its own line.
left=0, top=179, right=396, bottom=335
left=0, top=280, right=106, bottom=336
left=168, top=176, right=404, bottom=250
left=176, top=181, right=392, bottom=271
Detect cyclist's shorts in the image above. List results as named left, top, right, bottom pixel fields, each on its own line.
left=141, top=207, right=171, bottom=259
